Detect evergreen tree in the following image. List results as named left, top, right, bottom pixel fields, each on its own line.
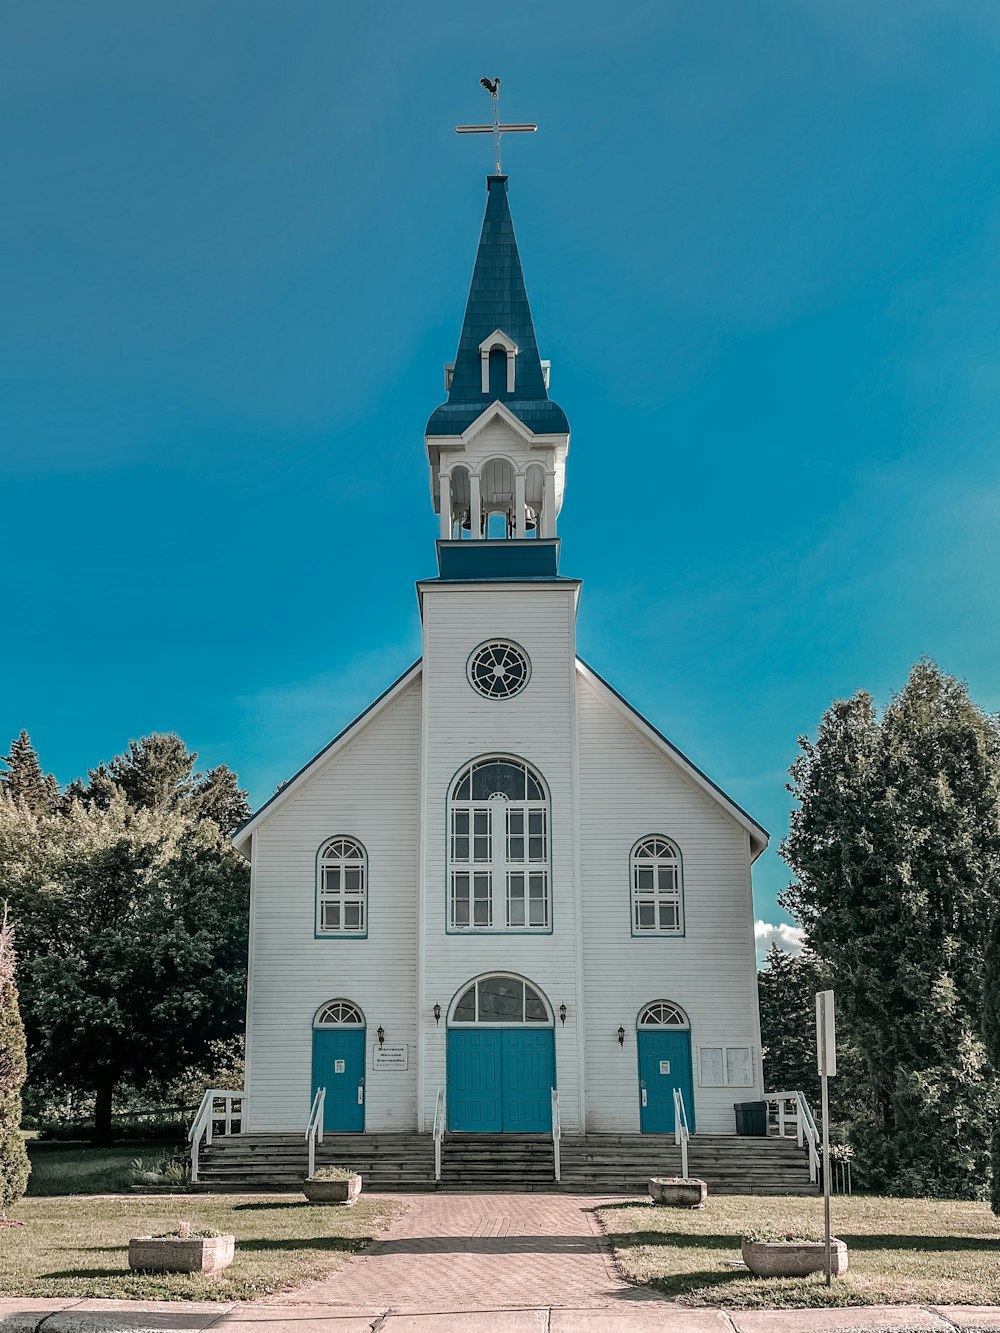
left=84, top=735, right=250, bottom=830
left=0, top=905, right=30, bottom=1212
left=758, top=944, right=824, bottom=1105
left=782, top=660, right=1000, bottom=1198
left=1, top=731, right=57, bottom=816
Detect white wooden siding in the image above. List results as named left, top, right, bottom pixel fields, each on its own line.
left=243, top=605, right=764, bottom=1138
left=245, top=679, right=421, bottom=1132
left=577, top=671, right=762, bottom=1132
left=417, top=583, right=584, bottom=1130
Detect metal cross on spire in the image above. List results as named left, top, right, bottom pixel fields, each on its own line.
left=455, top=76, right=537, bottom=174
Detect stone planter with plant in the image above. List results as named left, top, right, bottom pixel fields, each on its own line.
left=128, top=1221, right=235, bottom=1274
left=302, top=1164, right=363, bottom=1204
left=741, top=1226, right=848, bottom=1278
left=648, top=1176, right=708, bottom=1208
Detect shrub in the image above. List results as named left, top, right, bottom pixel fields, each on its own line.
left=308, top=1165, right=357, bottom=1181
left=0, top=906, right=30, bottom=1213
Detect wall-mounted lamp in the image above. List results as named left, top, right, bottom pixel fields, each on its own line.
left=559, top=1004, right=567, bottom=1026
left=377, top=1025, right=385, bottom=1048
left=617, top=1025, right=626, bottom=1047
left=433, top=1003, right=442, bottom=1026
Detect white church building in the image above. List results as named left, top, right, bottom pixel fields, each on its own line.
left=229, top=172, right=772, bottom=1158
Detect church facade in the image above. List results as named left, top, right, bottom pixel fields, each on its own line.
left=233, top=174, right=768, bottom=1141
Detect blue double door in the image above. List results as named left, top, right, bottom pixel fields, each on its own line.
left=448, top=1028, right=555, bottom=1132
left=637, top=1029, right=695, bottom=1133
left=312, top=1029, right=366, bottom=1132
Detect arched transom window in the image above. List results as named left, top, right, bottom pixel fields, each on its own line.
left=638, top=1001, right=689, bottom=1028
left=316, top=837, right=367, bottom=936
left=451, top=974, right=551, bottom=1024
left=449, top=757, right=549, bottom=931
left=314, top=999, right=365, bottom=1027
left=631, top=836, right=683, bottom=936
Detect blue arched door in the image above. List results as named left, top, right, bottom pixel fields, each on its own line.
left=311, top=999, right=366, bottom=1133
left=447, top=975, right=555, bottom=1133
left=636, top=1001, right=695, bottom=1134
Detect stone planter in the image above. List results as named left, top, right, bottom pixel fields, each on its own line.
left=302, top=1173, right=362, bottom=1204
left=741, top=1237, right=849, bottom=1278
left=128, top=1234, right=235, bottom=1274
left=648, top=1176, right=708, bottom=1208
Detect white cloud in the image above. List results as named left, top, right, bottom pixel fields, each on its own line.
left=755, top=919, right=807, bottom=959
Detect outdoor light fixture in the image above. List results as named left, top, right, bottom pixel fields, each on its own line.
left=559, top=1004, right=567, bottom=1025
left=377, top=1025, right=385, bottom=1048
left=617, top=1025, right=625, bottom=1047
left=433, top=1003, right=441, bottom=1025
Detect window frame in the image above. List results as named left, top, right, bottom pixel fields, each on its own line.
left=629, top=835, right=685, bottom=938
left=696, top=1044, right=755, bottom=1088
left=446, top=755, right=552, bottom=935
left=448, top=972, right=553, bottom=1025
left=315, top=836, right=368, bottom=940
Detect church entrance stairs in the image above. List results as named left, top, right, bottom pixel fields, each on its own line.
left=196, top=1130, right=816, bottom=1195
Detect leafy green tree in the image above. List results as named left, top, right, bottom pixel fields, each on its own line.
left=0, top=732, right=252, bottom=1141
left=782, top=660, right=1000, bottom=1198
left=1, top=731, right=57, bottom=816
left=0, top=905, right=30, bottom=1211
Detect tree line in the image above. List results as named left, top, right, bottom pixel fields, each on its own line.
left=0, top=731, right=250, bottom=1145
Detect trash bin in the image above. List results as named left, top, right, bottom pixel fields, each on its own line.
left=734, top=1101, right=767, bottom=1136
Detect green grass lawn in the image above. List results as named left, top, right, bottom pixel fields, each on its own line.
left=26, top=1142, right=186, bottom=1196
left=599, top=1194, right=1000, bottom=1308
left=3, top=1194, right=402, bottom=1300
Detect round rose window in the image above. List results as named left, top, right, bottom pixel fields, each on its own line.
left=467, top=641, right=530, bottom=700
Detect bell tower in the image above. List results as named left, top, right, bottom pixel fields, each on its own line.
left=425, top=175, right=570, bottom=563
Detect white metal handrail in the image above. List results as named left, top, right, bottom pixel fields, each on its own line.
left=188, top=1088, right=245, bottom=1184
left=764, top=1090, right=820, bottom=1182
left=673, top=1087, right=690, bottom=1181
left=306, top=1086, right=326, bottom=1179
left=551, top=1087, right=561, bottom=1182
left=433, top=1086, right=446, bottom=1182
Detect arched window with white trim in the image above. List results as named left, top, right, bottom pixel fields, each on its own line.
left=448, top=756, right=549, bottom=932
left=316, top=837, right=367, bottom=937
left=638, top=1000, right=689, bottom=1028
left=314, top=999, right=365, bottom=1027
left=631, top=836, right=683, bottom=936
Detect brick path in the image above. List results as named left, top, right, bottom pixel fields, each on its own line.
left=281, top=1192, right=669, bottom=1314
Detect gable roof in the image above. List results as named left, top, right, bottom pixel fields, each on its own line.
left=576, top=659, right=769, bottom=860
left=426, top=175, right=568, bottom=439
left=230, top=660, right=421, bottom=857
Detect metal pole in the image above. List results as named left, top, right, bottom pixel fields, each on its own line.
left=821, top=1066, right=832, bottom=1287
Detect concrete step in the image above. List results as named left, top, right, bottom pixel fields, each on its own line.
left=195, top=1130, right=817, bottom=1195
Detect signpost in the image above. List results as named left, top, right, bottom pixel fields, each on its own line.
left=815, top=989, right=837, bottom=1286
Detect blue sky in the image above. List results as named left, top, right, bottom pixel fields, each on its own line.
left=4, top=2, right=999, bottom=952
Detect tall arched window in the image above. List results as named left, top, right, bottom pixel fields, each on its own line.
left=448, top=756, right=549, bottom=932
left=316, top=837, right=367, bottom=937
left=630, top=836, right=683, bottom=935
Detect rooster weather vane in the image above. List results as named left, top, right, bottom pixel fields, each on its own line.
left=455, top=76, right=537, bottom=175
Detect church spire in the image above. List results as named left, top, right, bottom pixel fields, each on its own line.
left=426, top=176, right=569, bottom=439
left=426, top=171, right=570, bottom=554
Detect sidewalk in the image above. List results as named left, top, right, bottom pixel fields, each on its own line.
left=4, top=1300, right=1000, bottom=1332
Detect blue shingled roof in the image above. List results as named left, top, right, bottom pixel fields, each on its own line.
left=426, top=175, right=569, bottom=438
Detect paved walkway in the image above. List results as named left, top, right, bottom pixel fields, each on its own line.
left=5, top=1297, right=1000, bottom=1331
left=275, top=1191, right=654, bottom=1312
left=7, top=1190, right=1000, bottom=1330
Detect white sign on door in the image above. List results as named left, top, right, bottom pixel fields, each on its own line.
left=334, top=1059, right=345, bottom=1074
left=659, top=1060, right=671, bottom=1075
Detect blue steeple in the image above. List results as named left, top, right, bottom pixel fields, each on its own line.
left=426, top=175, right=569, bottom=438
